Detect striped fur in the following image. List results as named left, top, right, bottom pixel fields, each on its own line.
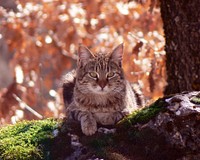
left=63, top=44, right=144, bottom=135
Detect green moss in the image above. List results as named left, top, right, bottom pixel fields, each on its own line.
left=0, top=118, right=59, bottom=160
left=81, top=133, right=115, bottom=158
left=117, top=98, right=168, bottom=130
left=87, top=134, right=114, bottom=149
left=190, top=96, right=200, bottom=104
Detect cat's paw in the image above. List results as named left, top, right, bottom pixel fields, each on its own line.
left=81, top=118, right=97, bottom=136
left=98, top=127, right=116, bottom=134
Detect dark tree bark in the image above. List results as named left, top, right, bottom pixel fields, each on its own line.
left=0, top=0, right=17, bottom=12
left=160, top=0, right=200, bottom=95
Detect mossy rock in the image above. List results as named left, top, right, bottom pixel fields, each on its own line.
left=0, top=92, right=199, bottom=160
left=0, top=118, right=61, bottom=160
left=116, top=97, right=168, bottom=130
left=0, top=99, right=171, bottom=160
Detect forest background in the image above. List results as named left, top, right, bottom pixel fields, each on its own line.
left=0, top=0, right=165, bottom=125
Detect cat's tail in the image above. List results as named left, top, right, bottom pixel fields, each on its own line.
left=131, top=83, right=145, bottom=107
left=62, top=70, right=76, bottom=107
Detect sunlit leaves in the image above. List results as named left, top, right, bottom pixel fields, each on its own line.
left=0, top=0, right=165, bottom=125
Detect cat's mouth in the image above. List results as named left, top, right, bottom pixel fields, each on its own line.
left=99, top=89, right=109, bottom=94
left=89, top=85, right=110, bottom=94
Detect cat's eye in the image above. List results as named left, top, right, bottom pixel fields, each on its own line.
left=106, top=72, right=115, bottom=78
left=89, top=72, right=98, bottom=78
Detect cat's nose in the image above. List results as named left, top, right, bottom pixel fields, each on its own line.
left=98, top=80, right=107, bottom=89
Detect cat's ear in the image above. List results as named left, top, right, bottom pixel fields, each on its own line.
left=78, top=45, right=94, bottom=67
left=111, top=43, right=124, bottom=67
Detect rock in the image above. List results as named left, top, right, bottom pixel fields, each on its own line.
left=60, top=91, right=200, bottom=160
left=146, top=91, right=200, bottom=152
left=117, top=91, right=200, bottom=160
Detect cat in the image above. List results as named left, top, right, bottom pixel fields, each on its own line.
left=63, top=44, right=144, bottom=135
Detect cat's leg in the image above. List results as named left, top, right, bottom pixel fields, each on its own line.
left=80, top=112, right=97, bottom=136
left=70, top=110, right=97, bottom=136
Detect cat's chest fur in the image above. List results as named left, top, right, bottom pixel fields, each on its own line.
left=73, top=88, right=125, bottom=112
left=93, top=112, right=119, bottom=125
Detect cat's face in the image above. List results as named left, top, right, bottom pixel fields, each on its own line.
left=76, top=44, right=125, bottom=95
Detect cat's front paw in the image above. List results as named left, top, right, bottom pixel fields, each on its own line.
left=81, top=117, right=97, bottom=136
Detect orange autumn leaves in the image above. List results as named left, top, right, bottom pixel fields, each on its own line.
left=0, top=0, right=165, bottom=125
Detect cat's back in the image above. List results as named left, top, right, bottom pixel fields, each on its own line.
left=62, top=70, right=76, bottom=106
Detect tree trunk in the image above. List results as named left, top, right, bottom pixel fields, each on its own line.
left=160, top=0, right=200, bottom=95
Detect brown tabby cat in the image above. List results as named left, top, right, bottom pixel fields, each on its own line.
left=63, top=44, right=144, bottom=135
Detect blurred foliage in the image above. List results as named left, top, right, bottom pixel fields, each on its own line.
left=0, top=0, right=166, bottom=125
